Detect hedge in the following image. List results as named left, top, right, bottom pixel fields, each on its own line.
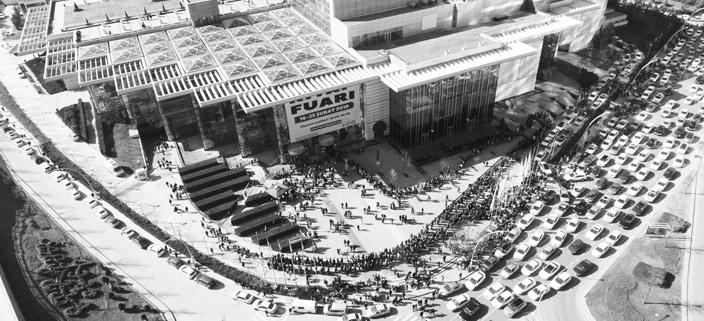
left=0, top=81, right=331, bottom=299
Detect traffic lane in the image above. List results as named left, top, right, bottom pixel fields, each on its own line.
left=0, top=135, right=251, bottom=321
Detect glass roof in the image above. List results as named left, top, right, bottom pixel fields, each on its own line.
left=181, top=55, right=218, bottom=74
left=271, top=38, right=306, bottom=52
left=145, top=52, right=179, bottom=68
left=77, top=43, right=109, bottom=61
left=253, top=54, right=288, bottom=70
left=242, top=43, right=278, bottom=59
left=283, top=48, right=318, bottom=64
left=262, top=66, right=300, bottom=84
left=294, top=59, right=333, bottom=76
left=222, top=61, right=258, bottom=79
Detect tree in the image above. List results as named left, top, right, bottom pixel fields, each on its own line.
left=11, top=6, right=22, bottom=30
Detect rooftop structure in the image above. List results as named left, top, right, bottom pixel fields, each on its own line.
left=17, top=3, right=51, bottom=55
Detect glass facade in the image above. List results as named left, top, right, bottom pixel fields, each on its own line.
left=352, top=27, right=403, bottom=48
left=539, top=33, right=559, bottom=70
left=291, top=0, right=331, bottom=35
left=389, top=66, right=498, bottom=147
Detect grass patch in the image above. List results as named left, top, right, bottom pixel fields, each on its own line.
left=0, top=159, right=161, bottom=321
left=586, top=237, right=682, bottom=321
left=657, top=212, right=691, bottom=233
left=24, top=58, right=67, bottom=95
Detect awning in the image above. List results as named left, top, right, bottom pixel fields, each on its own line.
left=288, top=142, right=305, bottom=156
left=318, top=134, right=335, bottom=147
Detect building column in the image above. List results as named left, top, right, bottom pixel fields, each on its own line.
left=155, top=101, right=175, bottom=141
left=191, top=95, right=214, bottom=150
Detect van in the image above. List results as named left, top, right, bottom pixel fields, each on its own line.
left=290, top=299, right=317, bottom=314
left=42, top=162, right=54, bottom=173
left=323, top=301, right=347, bottom=316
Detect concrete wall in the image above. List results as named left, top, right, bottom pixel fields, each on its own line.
left=495, top=50, right=540, bottom=101
left=361, top=78, right=389, bottom=140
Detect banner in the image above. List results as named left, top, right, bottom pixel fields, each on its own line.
left=284, top=85, right=362, bottom=143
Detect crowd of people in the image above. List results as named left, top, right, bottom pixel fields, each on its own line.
left=266, top=135, right=539, bottom=279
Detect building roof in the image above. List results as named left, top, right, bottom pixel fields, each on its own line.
left=484, top=13, right=583, bottom=43
left=550, top=0, right=602, bottom=16
left=369, top=41, right=538, bottom=92
left=17, top=4, right=51, bottom=55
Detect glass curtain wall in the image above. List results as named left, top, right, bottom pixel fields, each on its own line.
left=539, top=33, right=559, bottom=70
left=389, top=66, right=498, bottom=147
left=291, top=0, right=331, bottom=35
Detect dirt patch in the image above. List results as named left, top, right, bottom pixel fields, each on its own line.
left=586, top=237, right=682, bottom=321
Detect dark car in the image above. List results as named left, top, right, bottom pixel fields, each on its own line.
left=480, top=255, right=501, bottom=272
left=167, top=256, right=186, bottom=268
left=132, top=236, right=152, bottom=250
left=617, top=173, right=632, bottom=184
left=594, top=177, right=609, bottom=190
left=653, top=126, right=669, bottom=137
left=105, top=217, right=125, bottom=229
left=674, top=126, right=687, bottom=138
left=608, top=182, right=623, bottom=195
left=573, top=259, right=595, bottom=277
left=504, top=297, right=527, bottom=317
left=574, top=201, right=589, bottom=216
left=619, top=214, right=636, bottom=229
left=632, top=201, right=650, bottom=216
left=460, top=298, right=483, bottom=320
left=195, top=273, right=216, bottom=289
left=686, top=121, right=697, bottom=132
left=567, top=239, right=587, bottom=255
left=541, top=190, right=557, bottom=203
left=664, top=167, right=678, bottom=180
left=568, top=239, right=587, bottom=255
left=585, top=190, right=601, bottom=203
left=646, top=138, right=662, bottom=149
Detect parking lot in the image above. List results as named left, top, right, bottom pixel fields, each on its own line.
left=425, top=23, right=704, bottom=321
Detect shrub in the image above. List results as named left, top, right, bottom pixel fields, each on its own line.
left=633, top=262, right=669, bottom=287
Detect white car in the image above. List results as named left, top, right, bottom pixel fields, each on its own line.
left=614, top=195, right=630, bottom=209
left=644, top=190, right=660, bottom=203
left=650, top=159, right=665, bottom=171
left=625, top=143, right=639, bottom=155
left=677, top=143, right=689, bottom=155
left=464, top=270, right=487, bottom=291
left=538, top=261, right=562, bottom=280
left=662, top=109, right=673, bottom=118
left=585, top=143, right=598, bottom=155
left=586, top=206, right=603, bottom=220
left=664, top=99, right=677, bottom=109
left=585, top=224, right=605, bottom=240
left=627, top=183, right=644, bottom=196
left=549, top=271, right=572, bottom=290
left=538, top=246, right=557, bottom=261
left=653, top=178, right=670, bottom=192
left=530, top=201, right=545, bottom=215
left=528, top=283, right=551, bottom=301
left=542, top=213, right=560, bottom=229
left=606, top=230, right=623, bottom=246
left=86, top=197, right=100, bottom=208
left=615, top=135, right=630, bottom=147
left=658, top=150, right=672, bottom=160
left=597, top=155, right=612, bottom=167
left=527, top=230, right=545, bottom=247
left=635, top=111, right=649, bottom=121
left=651, top=93, right=665, bottom=103
left=232, top=290, right=256, bottom=304
left=516, top=214, right=535, bottom=230
left=565, top=217, right=580, bottom=233
left=635, top=168, right=650, bottom=181
left=178, top=265, right=199, bottom=279
left=627, top=161, right=642, bottom=173
left=591, top=242, right=611, bottom=258
left=664, top=138, right=678, bottom=149
left=504, top=228, right=522, bottom=243
left=570, top=186, right=587, bottom=198
left=491, top=290, right=516, bottom=309
left=603, top=208, right=622, bottom=223
left=521, top=259, right=543, bottom=276
left=597, top=195, right=612, bottom=208
left=254, top=299, right=278, bottom=314
left=631, top=132, right=647, bottom=144
left=551, top=229, right=568, bottom=247
left=447, top=293, right=472, bottom=312
left=512, top=277, right=537, bottom=295
left=636, top=151, right=651, bottom=162
left=513, top=242, right=532, bottom=261
left=615, top=154, right=629, bottom=165
left=685, top=96, right=695, bottom=105
left=674, top=155, right=686, bottom=168
left=70, top=189, right=83, bottom=200
left=482, top=282, right=506, bottom=300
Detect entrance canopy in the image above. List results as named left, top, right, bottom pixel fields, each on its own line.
left=318, top=134, right=335, bottom=147
left=287, top=142, right=305, bottom=156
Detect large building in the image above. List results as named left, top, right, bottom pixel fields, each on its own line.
left=18, top=0, right=607, bottom=160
